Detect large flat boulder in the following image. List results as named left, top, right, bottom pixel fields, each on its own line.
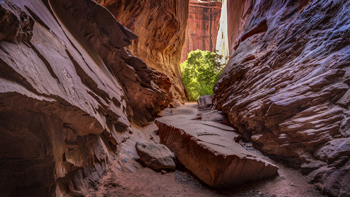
left=155, top=115, right=278, bottom=188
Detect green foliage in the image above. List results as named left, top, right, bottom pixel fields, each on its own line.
left=181, top=50, right=224, bottom=101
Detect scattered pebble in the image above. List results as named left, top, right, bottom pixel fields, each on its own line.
left=290, top=183, right=294, bottom=186
left=161, top=170, right=166, bottom=174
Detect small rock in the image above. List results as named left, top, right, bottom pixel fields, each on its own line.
left=301, top=161, right=327, bottom=175
left=135, top=141, right=176, bottom=170
left=245, top=143, right=253, bottom=147
left=197, top=95, right=214, bottom=109
left=314, top=183, right=323, bottom=190
left=290, top=183, right=294, bottom=186
left=161, top=170, right=166, bottom=174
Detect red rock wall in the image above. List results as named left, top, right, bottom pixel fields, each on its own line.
left=0, top=0, right=171, bottom=196
left=180, top=0, right=222, bottom=63
left=96, top=0, right=189, bottom=105
left=215, top=0, right=350, bottom=196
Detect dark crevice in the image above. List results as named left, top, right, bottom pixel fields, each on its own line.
left=234, top=19, right=268, bottom=50
left=0, top=58, right=41, bottom=95
left=24, top=6, right=50, bottom=31
left=241, top=20, right=268, bottom=42
left=65, top=49, right=110, bottom=104
left=28, top=42, right=61, bottom=84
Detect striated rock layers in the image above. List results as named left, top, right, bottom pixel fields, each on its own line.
left=214, top=0, right=350, bottom=196
left=96, top=0, right=189, bottom=106
left=0, top=0, right=171, bottom=196
left=181, top=0, right=222, bottom=63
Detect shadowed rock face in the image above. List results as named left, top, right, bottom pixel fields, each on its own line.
left=181, top=0, right=222, bottom=63
left=96, top=0, right=189, bottom=106
left=214, top=0, right=350, bottom=196
left=0, top=0, right=171, bottom=196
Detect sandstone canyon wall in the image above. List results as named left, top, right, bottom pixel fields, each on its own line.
left=180, top=0, right=222, bottom=63
left=214, top=0, right=350, bottom=196
left=96, top=0, right=189, bottom=105
left=0, top=0, right=172, bottom=196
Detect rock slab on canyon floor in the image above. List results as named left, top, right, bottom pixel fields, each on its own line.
left=155, top=115, right=278, bottom=188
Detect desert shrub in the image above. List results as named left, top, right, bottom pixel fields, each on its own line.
left=181, top=50, right=224, bottom=101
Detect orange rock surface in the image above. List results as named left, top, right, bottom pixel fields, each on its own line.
left=96, top=0, right=189, bottom=105
left=181, top=0, right=222, bottom=63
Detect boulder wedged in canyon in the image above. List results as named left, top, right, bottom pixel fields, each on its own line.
left=214, top=0, right=350, bottom=195
left=95, top=0, right=189, bottom=106
left=155, top=115, right=278, bottom=188
left=0, top=0, right=171, bottom=196
left=181, top=0, right=222, bottom=63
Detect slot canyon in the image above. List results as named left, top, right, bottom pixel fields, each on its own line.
left=0, top=0, right=349, bottom=197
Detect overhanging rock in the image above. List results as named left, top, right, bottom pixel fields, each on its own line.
left=155, top=115, right=278, bottom=188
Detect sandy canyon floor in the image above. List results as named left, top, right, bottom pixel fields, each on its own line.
left=87, top=103, right=324, bottom=197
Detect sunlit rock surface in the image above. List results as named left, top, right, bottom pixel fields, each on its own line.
left=214, top=0, right=350, bottom=196
left=216, top=0, right=229, bottom=64
left=180, top=0, right=222, bottom=63
left=0, top=0, right=171, bottom=196
left=96, top=0, right=189, bottom=106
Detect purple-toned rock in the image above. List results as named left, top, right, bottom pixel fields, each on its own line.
left=197, top=95, right=214, bottom=109
left=135, top=141, right=176, bottom=170
left=214, top=0, right=350, bottom=195
left=0, top=0, right=172, bottom=196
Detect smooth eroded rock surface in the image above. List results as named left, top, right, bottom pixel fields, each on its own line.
left=155, top=115, right=278, bottom=188
left=0, top=0, right=171, bottom=196
left=135, top=141, right=176, bottom=170
left=96, top=0, right=189, bottom=106
left=214, top=0, right=350, bottom=195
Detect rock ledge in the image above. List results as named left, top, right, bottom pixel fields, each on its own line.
left=155, top=115, right=278, bottom=188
